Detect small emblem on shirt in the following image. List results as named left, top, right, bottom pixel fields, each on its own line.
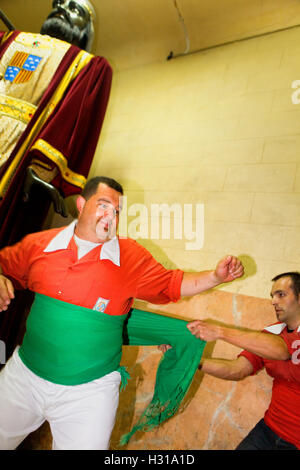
left=93, top=297, right=110, bottom=313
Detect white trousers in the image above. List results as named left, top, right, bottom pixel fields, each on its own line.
left=0, top=347, right=121, bottom=450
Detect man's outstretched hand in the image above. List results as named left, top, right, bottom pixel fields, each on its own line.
left=213, top=255, right=244, bottom=284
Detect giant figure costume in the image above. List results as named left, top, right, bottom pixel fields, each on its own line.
left=0, top=1, right=113, bottom=356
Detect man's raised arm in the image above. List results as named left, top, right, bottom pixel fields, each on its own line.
left=181, top=255, right=244, bottom=297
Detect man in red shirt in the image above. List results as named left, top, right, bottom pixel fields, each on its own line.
left=0, top=175, right=245, bottom=450
left=187, top=272, right=300, bottom=450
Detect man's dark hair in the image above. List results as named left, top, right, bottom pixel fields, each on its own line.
left=81, top=176, right=123, bottom=200
left=272, top=272, right=300, bottom=297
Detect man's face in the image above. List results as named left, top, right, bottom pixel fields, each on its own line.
left=76, top=183, right=122, bottom=243
left=40, top=0, right=93, bottom=49
left=271, top=276, right=300, bottom=325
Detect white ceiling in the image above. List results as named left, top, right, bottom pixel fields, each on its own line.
left=1, top=0, right=300, bottom=71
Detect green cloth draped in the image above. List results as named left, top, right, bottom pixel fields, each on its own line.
left=19, top=293, right=206, bottom=445
left=121, top=308, right=206, bottom=445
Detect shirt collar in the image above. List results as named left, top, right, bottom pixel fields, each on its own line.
left=264, top=322, right=300, bottom=334
left=43, top=220, right=120, bottom=266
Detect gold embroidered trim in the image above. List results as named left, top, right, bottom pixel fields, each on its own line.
left=0, top=32, right=14, bottom=46
left=0, top=94, right=37, bottom=124
left=31, top=139, right=86, bottom=189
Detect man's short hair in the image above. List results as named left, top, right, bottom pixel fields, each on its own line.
left=272, top=272, right=300, bottom=298
left=82, top=176, right=123, bottom=200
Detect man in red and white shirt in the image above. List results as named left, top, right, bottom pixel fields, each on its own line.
left=187, top=272, right=300, bottom=450
left=0, top=175, right=245, bottom=450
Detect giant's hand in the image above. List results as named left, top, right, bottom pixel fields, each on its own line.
left=213, top=255, right=244, bottom=284
left=23, top=167, right=68, bottom=217
left=0, top=274, right=14, bottom=312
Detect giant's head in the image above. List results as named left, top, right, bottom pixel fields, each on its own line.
left=40, top=0, right=96, bottom=52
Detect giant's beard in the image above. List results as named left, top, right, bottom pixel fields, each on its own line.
left=40, top=17, right=82, bottom=46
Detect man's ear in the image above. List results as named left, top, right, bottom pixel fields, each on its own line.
left=76, top=195, right=86, bottom=214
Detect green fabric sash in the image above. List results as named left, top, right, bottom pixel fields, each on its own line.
left=19, top=293, right=206, bottom=445
left=19, top=293, right=128, bottom=386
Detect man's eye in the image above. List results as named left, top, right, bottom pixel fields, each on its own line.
left=69, top=1, right=85, bottom=16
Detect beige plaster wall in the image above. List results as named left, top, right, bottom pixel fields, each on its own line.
left=90, top=25, right=300, bottom=300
